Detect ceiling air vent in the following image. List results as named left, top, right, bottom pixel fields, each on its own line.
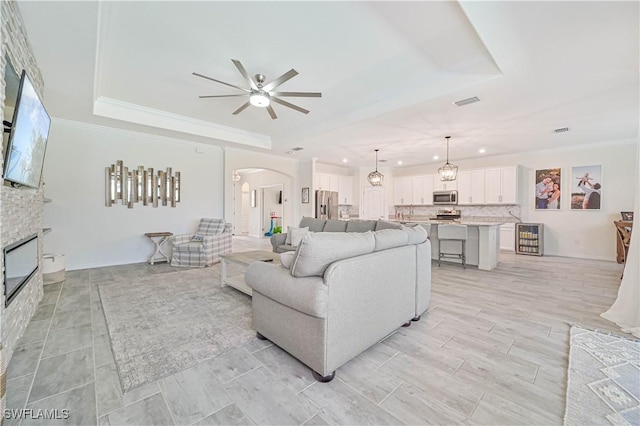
left=453, top=96, right=480, bottom=107
left=378, top=159, right=388, bottom=163
left=291, top=147, right=304, bottom=151
left=554, top=127, right=570, bottom=134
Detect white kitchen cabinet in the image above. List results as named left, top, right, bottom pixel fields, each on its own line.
left=432, top=175, right=458, bottom=191
left=338, top=175, right=354, bottom=205
left=315, top=173, right=331, bottom=191
left=394, top=177, right=413, bottom=205
left=411, top=175, right=433, bottom=205
left=485, top=167, right=517, bottom=204
left=458, top=170, right=486, bottom=205
left=500, top=223, right=515, bottom=251
left=500, top=167, right=517, bottom=203
left=330, top=175, right=340, bottom=193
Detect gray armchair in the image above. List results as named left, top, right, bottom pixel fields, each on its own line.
left=171, top=218, right=232, bottom=267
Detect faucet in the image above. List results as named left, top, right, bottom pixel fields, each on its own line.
left=508, top=210, right=522, bottom=223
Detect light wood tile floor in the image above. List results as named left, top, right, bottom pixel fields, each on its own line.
left=5, top=236, right=626, bottom=425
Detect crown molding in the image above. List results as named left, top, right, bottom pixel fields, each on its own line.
left=93, top=96, right=271, bottom=149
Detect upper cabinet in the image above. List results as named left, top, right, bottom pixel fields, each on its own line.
left=433, top=175, right=458, bottom=191
left=394, top=177, right=413, bottom=205
left=315, top=173, right=332, bottom=191
left=458, top=170, right=486, bottom=205
left=484, top=167, right=517, bottom=204
left=411, top=175, right=433, bottom=205
left=338, top=175, right=354, bottom=205
left=316, top=173, right=355, bottom=204
left=393, top=166, right=518, bottom=206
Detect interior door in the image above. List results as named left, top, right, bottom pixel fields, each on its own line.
left=362, top=186, right=385, bottom=220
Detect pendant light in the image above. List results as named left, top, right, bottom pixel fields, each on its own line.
left=231, top=170, right=241, bottom=182
left=367, top=149, right=384, bottom=186
left=438, top=136, right=458, bottom=181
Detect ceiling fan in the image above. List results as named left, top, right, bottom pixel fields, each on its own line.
left=193, top=59, right=322, bottom=120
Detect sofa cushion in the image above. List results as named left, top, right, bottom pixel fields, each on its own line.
left=375, top=220, right=402, bottom=231
left=285, top=226, right=309, bottom=246
left=299, top=217, right=327, bottom=232
left=374, top=229, right=409, bottom=251
left=402, top=224, right=429, bottom=245
left=290, top=231, right=376, bottom=278
left=277, top=244, right=297, bottom=253
left=323, top=219, right=348, bottom=232
left=280, top=251, right=295, bottom=269
left=346, top=220, right=377, bottom=233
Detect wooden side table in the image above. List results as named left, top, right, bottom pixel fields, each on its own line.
left=144, top=232, right=173, bottom=265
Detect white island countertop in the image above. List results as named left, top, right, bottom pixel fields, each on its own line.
left=392, top=220, right=504, bottom=271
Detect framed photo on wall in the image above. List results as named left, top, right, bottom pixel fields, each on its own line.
left=570, top=165, right=602, bottom=210
left=301, top=187, right=310, bottom=204
left=534, top=168, right=562, bottom=210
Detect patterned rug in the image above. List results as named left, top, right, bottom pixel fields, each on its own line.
left=564, top=326, right=640, bottom=425
left=99, top=266, right=254, bottom=392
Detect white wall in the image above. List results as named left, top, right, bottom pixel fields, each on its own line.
left=395, top=139, right=637, bottom=261
left=42, top=119, right=224, bottom=269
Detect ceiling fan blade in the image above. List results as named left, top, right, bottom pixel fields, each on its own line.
left=232, top=101, right=251, bottom=115
left=231, top=59, right=258, bottom=91
left=262, top=69, right=299, bottom=92
left=271, top=97, right=310, bottom=114
left=198, top=94, right=249, bottom=98
left=192, top=72, right=250, bottom=93
left=271, top=91, right=322, bottom=98
left=266, top=105, right=278, bottom=120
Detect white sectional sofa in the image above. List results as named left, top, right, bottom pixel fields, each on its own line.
left=246, top=225, right=431, bottom=382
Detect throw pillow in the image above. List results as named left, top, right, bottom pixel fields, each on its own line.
left=289, top=227, right=309, bottom=247
left=285, top=226, right=309, bottom=246
left=191, top=233, right=204, bottom=242
left=290, top=231, right=375, bottom=278
left=280, top=251, right=295, bottom=269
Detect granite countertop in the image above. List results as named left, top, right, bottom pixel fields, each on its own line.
left=388, top=217, right=511, bottom=226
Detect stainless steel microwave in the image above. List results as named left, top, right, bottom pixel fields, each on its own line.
left=433, top=190, right=458, bottom=205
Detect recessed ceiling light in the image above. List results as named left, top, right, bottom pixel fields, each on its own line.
left=433, top=155, right=439, bottom=160
left=478, top=148, right=486, bottom=154
left=342, top=158, right=348, bottom=163
left=397, top=160, right=403, bottom=165
left=554, top=127, right=570, bottom=133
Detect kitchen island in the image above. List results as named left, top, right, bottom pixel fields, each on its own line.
left=399, top=220, right=504, bottom=271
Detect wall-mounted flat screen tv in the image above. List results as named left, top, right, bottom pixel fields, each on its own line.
left=3, top=70, right=51, bottom=189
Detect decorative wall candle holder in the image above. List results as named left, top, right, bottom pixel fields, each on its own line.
left=106, top=160, right=181, bottom=208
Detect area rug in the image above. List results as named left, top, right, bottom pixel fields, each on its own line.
left=564, top=325, right=640, bottom=425
left=99, top=266, right=254, bottom=392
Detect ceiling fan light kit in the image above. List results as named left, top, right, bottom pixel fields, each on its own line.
left=438, top=136, right=458, bottom=181
left=193, top=59, right=321, bottom=119
left=367, top=149, right=384, bottom=187
left=249, top=91, right=270, bottom=107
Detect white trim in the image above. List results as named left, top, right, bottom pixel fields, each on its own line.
left=52, top=117, right=224, bottom=152
left=93, top=96, right=271, bottom=149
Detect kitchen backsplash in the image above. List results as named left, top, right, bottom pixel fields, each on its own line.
left=389, top=204, right=522, bottom=223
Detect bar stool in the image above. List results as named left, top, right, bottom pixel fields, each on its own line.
left=438, top=224, right=468, bottom=268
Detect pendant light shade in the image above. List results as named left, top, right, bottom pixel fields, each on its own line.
left=367, top=149, right=384, bottom=186
left=438, top=136, right=458, bottom=181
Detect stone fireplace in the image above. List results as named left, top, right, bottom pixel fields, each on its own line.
left=1, top=0, right=47, bottom=415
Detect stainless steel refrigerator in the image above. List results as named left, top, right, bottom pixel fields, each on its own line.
left=316, top=190, right=339, bottom=220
